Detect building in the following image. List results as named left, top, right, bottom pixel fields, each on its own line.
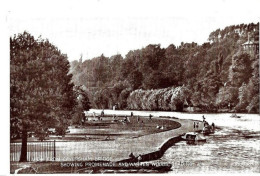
left=241, top=34, right=259, bottom=55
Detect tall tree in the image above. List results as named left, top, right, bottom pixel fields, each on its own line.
left=229, top=53, right=253, bottom=87
left=72, top=85, right=91, bottom=125
left=10, top=32, right=75, bottom=162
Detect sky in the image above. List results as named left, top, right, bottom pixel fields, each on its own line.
left=5, top=0, right=260, bottom=62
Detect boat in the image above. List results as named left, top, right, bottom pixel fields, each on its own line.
left=181, top=132, right=206, bottom=142
left=230, top=114, right=241, bottom=118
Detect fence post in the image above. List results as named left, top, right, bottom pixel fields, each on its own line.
left=54, top=140, right=56, bottom=161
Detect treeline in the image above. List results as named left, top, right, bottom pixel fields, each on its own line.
left=70, top=23, right=259, bottom=113
left=127, top=86, right=189, bottom=111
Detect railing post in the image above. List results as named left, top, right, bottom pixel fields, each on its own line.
left=53, top=140, right=56, bottom=161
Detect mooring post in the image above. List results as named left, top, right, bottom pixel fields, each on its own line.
left=54, top=140, right=56, bottom=161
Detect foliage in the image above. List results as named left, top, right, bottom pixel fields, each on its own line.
left=71, top=85, right=91, bottom=125
left=10, top=31, right=75, bottom=161
left=127, top=86, right=189, bottom=111
left=69, top=23, right=259, bottom=113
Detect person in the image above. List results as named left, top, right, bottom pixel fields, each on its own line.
left=131, top=112, right=133, bottom=117
left=193, top=122, right=196, bottom=129
left=137, top=154, right=142, bottom=163
left=149, top=114, right=152, bottom=120
left=196, top=122, right=199, bottom=129
left=212, top=122, right=215, bottom=130
left=202, top=115, right=205, bottom=122
left=101, top=109, right=104, bottom=117
left=129, top=152, right=135, bottom=160
left=202, top=126, right=205, bottom=133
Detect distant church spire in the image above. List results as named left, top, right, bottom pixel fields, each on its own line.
left=79, top=53, right=83, bottom=63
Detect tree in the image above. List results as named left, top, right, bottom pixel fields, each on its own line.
left=160, top=44, right=184, bottom=86
left=245, top=59, right=259, bottom=112
left=72, top=85, right=91, bottom=125
left=68, top=22, right=259, bottom=113
left=10, top=32, right=75, bottom=162
left=119, top=50, right=141, bottom=81
left=229, top=53, right=253, bottom=87
left=141, top=44, right=165, bottom=72
left=92, top=54, right=110, bottom=86
left=127, top=70, right=143, bottom=90
left=142, top=71, right=163, bottom=89
left=109, top=54, right=123, bottom=82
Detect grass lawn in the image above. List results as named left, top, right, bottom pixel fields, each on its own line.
left=70, top=116, right=181, bottom=140
left=11, top=116, right=181, bottom=142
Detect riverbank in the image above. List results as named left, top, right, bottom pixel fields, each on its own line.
left=11, top=111, right=259, bottom=173
left=11, top=114, right=204, bottom=173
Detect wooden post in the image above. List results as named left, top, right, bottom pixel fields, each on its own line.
left=28, top=143, right=30, bottom=161
left=54, top=140, right=56, bottom=161
left=12, top=143, right=14, bottom=161
left=46, top=142, right=49, bottom=161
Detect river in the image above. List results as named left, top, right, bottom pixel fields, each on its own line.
left=89, top=109, right=260, bottom=173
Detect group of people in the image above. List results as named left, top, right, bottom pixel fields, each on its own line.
left=193, top=121, right=200, bottom=129
left=91, top=110, right=157, bottom=127
left=193, top=115, right=215, bottom=133
left=129, top=152, right=142, bottom=162
left=194, top=115, right=215, bottom=134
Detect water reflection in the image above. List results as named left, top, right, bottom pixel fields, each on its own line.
left=90, top=110, right=259, bottom=173
left=160, top=126, right=260, bottom=173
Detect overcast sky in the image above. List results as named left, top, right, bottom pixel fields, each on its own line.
left=6, top=0, right=260, bottom=61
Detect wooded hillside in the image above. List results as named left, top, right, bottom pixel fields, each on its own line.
left=70, top=23, right=259, bottom=113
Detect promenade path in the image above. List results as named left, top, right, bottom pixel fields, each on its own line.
left=53, top=114, right=203, bottom=162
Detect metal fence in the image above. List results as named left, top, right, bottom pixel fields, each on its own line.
left=10, top=141, right=56, bottom=162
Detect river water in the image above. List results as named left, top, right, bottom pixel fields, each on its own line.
left=89, top=109, right=260, bottom=173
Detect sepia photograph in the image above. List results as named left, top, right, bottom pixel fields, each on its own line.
left=2, top=0, right=260, bottom=174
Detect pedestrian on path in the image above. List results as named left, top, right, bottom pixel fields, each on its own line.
left=212, top=122, right=215, bottom=130
left=101, top=109, right=104, bottom=117
left=196, top=122, right=199, bottom=129
left=202, top=115, right=205, bottom=122
left=137, top=154, right=142, bottom=163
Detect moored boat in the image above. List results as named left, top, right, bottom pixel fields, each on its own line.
left=181, top=132, right=206, bottom=142
left=230, top=114, right=241, bottom=118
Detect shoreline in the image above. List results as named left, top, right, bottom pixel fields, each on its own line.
left=11, top=115, right=204, bottom=173
left=10, top=134, right=185, bottom=174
